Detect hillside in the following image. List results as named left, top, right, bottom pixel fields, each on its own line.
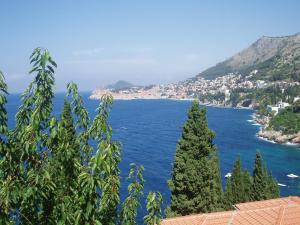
left=198, top=33, right=300, bottom=81
left=106, top=80, right=138, bottom=90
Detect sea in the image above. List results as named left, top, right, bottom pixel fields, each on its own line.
left=6, top=93, right=300, bottom=223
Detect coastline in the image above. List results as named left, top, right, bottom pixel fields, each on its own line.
left=90, top=92, right=299, bottom=147
left=90, top=93, right=253, bottom=109
left=252, top=113, right=300, bottom=147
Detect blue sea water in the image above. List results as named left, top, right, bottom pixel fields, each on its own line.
left=6, top=93, right=300, bottom=223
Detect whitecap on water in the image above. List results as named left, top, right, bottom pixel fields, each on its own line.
left=287, top=173, right=299, bottom=178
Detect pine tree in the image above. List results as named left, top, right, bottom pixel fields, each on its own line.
left=250, top=152, right=280, bottom=201
left=168, top=100, right=223, bottom=216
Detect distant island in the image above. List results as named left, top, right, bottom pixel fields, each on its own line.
left=90, top=32, right=300, bottom=145
left=105, top=80, right=141, bottom=91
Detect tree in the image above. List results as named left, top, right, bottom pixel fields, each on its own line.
left=0, top=48, right=162, bottom=225
left=168, top=100, right=223, bottom=216
left=250, top=152, right=280, bottom=201
left=242, top=170, right=252, bottom=202
left=230, top=157, right=252, bottom=204
left=223, top=177, right=233, bottom=210
left=144, top=192, right=163, bottom=225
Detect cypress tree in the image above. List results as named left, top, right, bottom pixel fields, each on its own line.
left=267, top=172, right=280, bottom=199
left=231, top=157, right=245, bottom=203
left=229, top=156, right=252, bottom=204
left=223, top=177, right=233, bottom=210
left=168, top=100, right=223, bottom=216
left=251, top=152, right=268, bottom=200
left=242, top=170, right=252, bottom=202
left=250, top=152, right=280, bottom=201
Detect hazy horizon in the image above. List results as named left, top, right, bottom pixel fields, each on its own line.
left=1, top=0, right=300, bottom=92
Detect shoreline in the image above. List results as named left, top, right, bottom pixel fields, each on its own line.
left=252, top=113, right=300, bottom=147
left=90, top=93, right=298, bottom=147
left=90, top=95, right=253, bottom=109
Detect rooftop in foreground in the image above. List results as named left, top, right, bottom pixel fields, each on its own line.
left=161, top=196, right=300, bottom=225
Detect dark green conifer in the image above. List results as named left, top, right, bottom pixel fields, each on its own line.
left=223, top=177, right=233, bottom=209
left=242, top=170, right=252, bottom=202
left=266, top=172, right=280, bottom=199
left=168, top=100, right=223, bottom=216
left=230, top=157, right=252, bottom=204
left=250, top=152, right=280, bottom=201
left=231, top=157, right=245, bottom=203
left=251, top=152, right=268, bottom=200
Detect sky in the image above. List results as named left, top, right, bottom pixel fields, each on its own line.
left=0, top=0, right=300, bottom=92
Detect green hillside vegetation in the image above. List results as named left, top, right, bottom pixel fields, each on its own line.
left=199, top=33, right=300, bottom=82
left=229, top=85, right=300, bottom=115
left=269, top=100, right=300, bottom=134
left=243, top=55, right=300, bottom=82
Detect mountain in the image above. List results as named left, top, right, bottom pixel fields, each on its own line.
left=106, top=80, right=138, bottom=90
left=198, top=33, right=300, bottom=81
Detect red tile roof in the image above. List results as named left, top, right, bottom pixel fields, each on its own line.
left=161, top=196, right=300, bottom=225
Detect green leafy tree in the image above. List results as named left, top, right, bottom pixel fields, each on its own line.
left=168, top=100, right=223, bottom=216
left=0, top=48, right=162, bottom=225
left=121, top=164, right=145, bottom=225
left=144, top=192, right=163, bottom=225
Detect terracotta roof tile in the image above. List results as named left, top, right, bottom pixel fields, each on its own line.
left=235, top=196, right=300, bottom=210
left=161, top=196, right=300, bottom=225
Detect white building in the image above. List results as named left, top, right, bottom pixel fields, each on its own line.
left=267, top=101, right=290, bottom=115
left=294, top=97, right=300, bottom=103
left=224, top=89, right=230, bottom=102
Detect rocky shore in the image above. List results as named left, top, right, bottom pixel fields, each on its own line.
left=253, top=114, right=300, bottom=146
left=258, top=129, right=300, bottom=145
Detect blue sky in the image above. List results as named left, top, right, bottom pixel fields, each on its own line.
left=0, top=0, right=300, bottom=92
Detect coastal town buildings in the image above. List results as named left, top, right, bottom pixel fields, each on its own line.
left=91, top=73, right=300, bottom=108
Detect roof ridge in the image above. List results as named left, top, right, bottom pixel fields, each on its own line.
left=235, top=197, right=291, bottom=207
left=227, top=210, right=236, bottom=225
left=234, top=197, right=300, bottom=210
left=237, top=204, right=300, bottom=213
left=162, top=210, right=234, bottom=221
left=275, top=206, right=285, bottom=225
